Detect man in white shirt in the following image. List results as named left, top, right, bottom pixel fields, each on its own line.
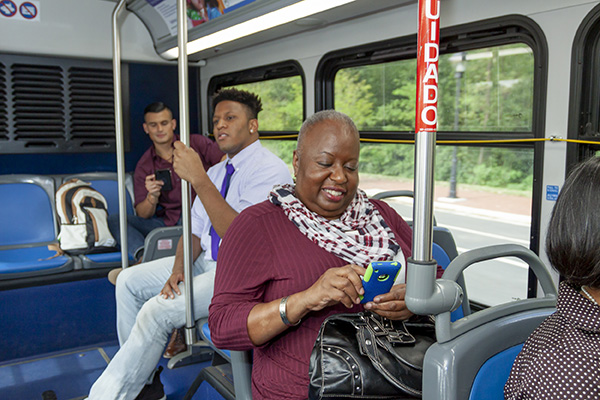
left=87, top=88, right=293, bottom=400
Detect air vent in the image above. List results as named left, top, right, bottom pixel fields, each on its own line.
left=69, top=67, right=115, bottom=140
left=12, top=64, right=65, bottom=139
left=0, top=53, right=127, bottom=154
left=0, top=63, right=7, bottom=141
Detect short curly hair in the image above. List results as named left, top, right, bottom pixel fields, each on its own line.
left=212, top=88, right=263, bottom=120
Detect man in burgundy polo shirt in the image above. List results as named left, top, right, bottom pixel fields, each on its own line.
left=107, top=102, right=224, bottom=271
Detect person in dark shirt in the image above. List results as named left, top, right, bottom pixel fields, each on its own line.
left=505, top=157, right=600, bottom=400
left=209, top=110, right=443, bottom=400
left=107, top=102, right=224, bottom=267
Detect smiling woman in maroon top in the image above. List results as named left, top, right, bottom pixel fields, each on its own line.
left=209, top=110, right=443, bottom=400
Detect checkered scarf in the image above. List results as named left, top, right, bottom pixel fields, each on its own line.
left=269, top=184, right=400, bottom=268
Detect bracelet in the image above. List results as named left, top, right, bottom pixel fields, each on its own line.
left=279, top=296, right=300, bottom=327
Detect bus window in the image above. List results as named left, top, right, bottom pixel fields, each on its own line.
left=220, top=75, right=303, bottom=180
left=333, top=43, right=536, bottom=307
left=225, top=75, right=303, bottom=132
left=334, top=43, right=534, bottom=133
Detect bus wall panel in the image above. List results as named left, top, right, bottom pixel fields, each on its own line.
left=0, top=0, right=161, bottom=63
left=0, top=278, right=117, bottom=362
left=0, top=63, right=200, bottom=176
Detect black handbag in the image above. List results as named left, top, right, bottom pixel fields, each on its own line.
left=308, top=311, right=436, bottom=399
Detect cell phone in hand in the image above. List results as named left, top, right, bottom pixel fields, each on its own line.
left=360, top=261, right=402, bottom=304
left=155, top=169, right=173, bottom=191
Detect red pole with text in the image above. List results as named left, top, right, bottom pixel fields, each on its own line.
left=415, top=0, right=440, bottom=134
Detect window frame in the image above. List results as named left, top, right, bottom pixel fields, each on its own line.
left=207, top=60, right=305, bottom=138
left=567, top=3, right=600, bottom=167
left=316, top=15, right=547, bottom=144
left=316, top=15, right=548, bottom=299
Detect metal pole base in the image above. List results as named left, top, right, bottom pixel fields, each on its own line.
left=167, top=340, right=214, bottom=369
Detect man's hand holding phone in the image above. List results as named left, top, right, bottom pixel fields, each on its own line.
left=144, top=174, right=163, bottom=204
left=155, top=169, right=173, bottom=191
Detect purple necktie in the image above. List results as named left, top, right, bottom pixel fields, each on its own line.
left=210, top=162, right=235, bottom=261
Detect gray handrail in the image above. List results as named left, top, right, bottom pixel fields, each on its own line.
left=111, top=0, right=129, bottom=269
left=435, top=244, right=557, bottom=344
left=175, top=0, right=196, bottom=347
left=370, top=190, right=437, bottom=226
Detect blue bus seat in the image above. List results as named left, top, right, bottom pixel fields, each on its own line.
left=468, top=343, right=523, bottom=400
left=0, top=175, right=76, bottom=280
left=423, top=244, right=557, bottom=400
left=432, top=241, right=463, bottom=321
left=433, top=226, right=470, bottom=318
left=61, top=172, right=136, bottom=269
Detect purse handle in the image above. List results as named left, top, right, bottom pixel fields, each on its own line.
left=435, top=244, right=557, bottom=344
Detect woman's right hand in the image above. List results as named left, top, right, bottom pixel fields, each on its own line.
left=301, top=264, right=366, bottom=311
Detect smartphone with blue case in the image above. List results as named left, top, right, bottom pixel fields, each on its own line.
left=360, top=261, right=402, bottom=303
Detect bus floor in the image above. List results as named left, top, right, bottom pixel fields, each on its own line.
left=0, top=341, right=225, bottom=400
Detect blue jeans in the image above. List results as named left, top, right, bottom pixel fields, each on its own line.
left=108, top=214, right=167, bottom=259
left=87, top=254, right=216, bottom=399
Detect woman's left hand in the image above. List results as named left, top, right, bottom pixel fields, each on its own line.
left=364, top=284, right=414, bottom=320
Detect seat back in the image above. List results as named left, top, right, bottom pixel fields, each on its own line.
left=0, top=175, right=75, bottom=279
left=0, top=175, right=57, bottom=247
left=468, top=343, right=523, bottom=400
left=423, top=244, right=558, bottom=400
left=432, top=242, right=463, bottom=321
left=433, top=226, right=470, bottom=318
left=141, top=226, right=182, bottom=263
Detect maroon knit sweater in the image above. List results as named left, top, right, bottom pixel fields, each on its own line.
left=209, top=199, right=441, bottom=400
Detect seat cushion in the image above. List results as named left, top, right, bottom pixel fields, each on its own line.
left=0, top=246, right=72, bottom=275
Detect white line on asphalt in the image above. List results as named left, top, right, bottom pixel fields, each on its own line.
left=445, top=225, right=529, bottom=245
left=456, top=247, right=529, bottom=269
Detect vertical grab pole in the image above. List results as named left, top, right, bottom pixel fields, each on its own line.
left=112, top=0, right=128, bottom=270
left=176, top=0, right=196, bottom=346
left=412, top=0, right=439, bottom=264
left=406, top=0, right=461, bottom=315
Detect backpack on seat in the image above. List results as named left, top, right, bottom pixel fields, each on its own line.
left=56, top=179, right=117, bottom=254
